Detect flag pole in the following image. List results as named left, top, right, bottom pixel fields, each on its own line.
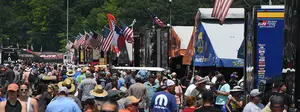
left=131, top=19, right=136, bottom=67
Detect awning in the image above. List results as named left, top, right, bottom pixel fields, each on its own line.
left=193, top=22, right=244, bottom=68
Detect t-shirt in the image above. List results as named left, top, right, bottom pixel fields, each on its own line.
left=184, top=84, right=196, bottom=96
left=195, top=106, right=222, bottom=112
left=46, top=97, right=81, bottom=112
left=243, top=102, right=264, bottom=112
left=262, top=91, right=291, bottom=106
left=128, top=83, right=148, bottom=108
left=215, top=83, right=230, bottom=105
left=182, top=108, right=197, bottom=112
left=5, top=100, right=22, bottom=112
left=150, top=91, right=177, bottom=112
left=78, top=78, right=97, bottom=101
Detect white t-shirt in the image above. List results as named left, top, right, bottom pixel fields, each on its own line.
left=211, top=76, right=217, bottom=84
left=243, top=102, right=264, bottom=112
left=184, top=84, right=196, bottom=96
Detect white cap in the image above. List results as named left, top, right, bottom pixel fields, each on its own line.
left=166, top=80, right=175, bottom=87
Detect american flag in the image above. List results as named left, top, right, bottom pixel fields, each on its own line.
left=77, top=33, right=85, bottom=47
left=66, top=40, right=73, bottom=50
left=83, top=32, right=92, bottom=49
left=90, top=31, right=102, bottom=49
left=73, top=35, right=80, bottom=49
left=101, top=27, right=114, bottom=52
left=121, top=22, right=134, bottom=43
left=211, top=0, right=233, bottom=24
left=149, top=9, right=166, bottom=27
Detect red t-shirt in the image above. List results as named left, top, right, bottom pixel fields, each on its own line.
left=182, top=107, right=197, bottom=112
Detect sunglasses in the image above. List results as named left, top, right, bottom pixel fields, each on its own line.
left=20, top=89, right=28, bottom=92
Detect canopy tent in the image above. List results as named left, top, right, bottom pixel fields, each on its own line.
left=193, top=8, right=244, bottom=68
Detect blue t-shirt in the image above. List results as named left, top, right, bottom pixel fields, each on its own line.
left=215, top=83, right=230, bottom=105
left=46, top=97, right=81, bottom=112
left=150, top=91, right=177, bottom=112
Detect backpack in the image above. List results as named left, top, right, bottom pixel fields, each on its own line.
left=28, top=72, right=36, bottom=83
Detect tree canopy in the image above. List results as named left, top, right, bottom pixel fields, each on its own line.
left=0, top=0, right=284, bottom=52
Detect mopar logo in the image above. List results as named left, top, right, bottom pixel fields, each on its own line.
left=154, top=94, right=168, bottom=109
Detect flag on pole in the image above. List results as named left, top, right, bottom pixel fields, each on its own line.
left=101, top=27, right=114, bottom=52
left=148, top=9, right=166, bottom=27
left=66, top=40, right=73, bottom=50
left=121, top=22, right=134, bottom=43
left=40, top=45, right=43, bottom=52
left=211, top=0, right=233, bottom=24
left=182, top=11, right=201, bottom=65
left=107, top=14, right=117, bottom=30
left=78, top=33, right=85, bottom=47
left=73, top=35, right=80, bottom=49
left=90, top=31, right=102, bottom=49
left=84, top=32, right=92, bottom=49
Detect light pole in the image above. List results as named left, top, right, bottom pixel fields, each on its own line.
left=269, top=0, right=272, bottom=5
left=169, top=0, right=172, bottom=25
left=66, top=0, right=69, bottom=63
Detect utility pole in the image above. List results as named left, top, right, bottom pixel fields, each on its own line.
left=67, top=0, right=69, bottom=63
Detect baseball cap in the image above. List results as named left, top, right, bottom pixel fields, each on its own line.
left=202, top=91, right=214, bottom=100
left=58, top=86, right=69, bottom=94
left=166, top=79, right=175, bottom=87
left=250, top=89, right=261, bottom=97
left=135, top=75, right=142, bottom=80
left=7, top=83, right=19, bottom=92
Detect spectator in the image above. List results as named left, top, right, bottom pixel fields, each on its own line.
left=194, top=91, right=222, bottom=112
left=150, top=80, right=177, bottom=112
left=184, top=75, right=200, bottom=96
left=182, top=96, right=197, bottom=112
left=190, top=76, right=208, bottom=107
left=118, top=96, right=140, bottom=112
left=215, top=75, right=230, bottom=109
left=225, top=86, right=244, bottom=112
left=269, top=96, right=285, bottom=112
left=174, top=79, right=183, bottom=110
left=100, top=99, right=119, bottom=112
left=84, top=99, right=98, bottom=112
left=0, top=86, right=6, bottom=102
left=46, top=87, right=81, bottom=112
left=78, top=71, right=97, bottom=103
left=128, top=75, right=148, bottom=112
left=18, top=84, right=39, bottom=112
left=243, top=89, right=265, bottom=112
left=228, top=72, right=239, bottom=89
left=0, top=83, right=26, bottom=112
left=90, top=85, right=108, bottom=110
left=37, top=84, right=56, bottom=112
left=144, top=74, right=159, bottom=107
left=54, top=78, right=82, bottom=109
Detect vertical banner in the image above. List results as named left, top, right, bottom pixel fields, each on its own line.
left=255, top=8, right=284, bottom=87
left=80, top=46, right=85, bottom=64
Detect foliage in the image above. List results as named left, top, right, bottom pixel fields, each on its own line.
left=0, top=0, right=284, bottom=52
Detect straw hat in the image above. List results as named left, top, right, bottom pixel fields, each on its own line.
left=81, top=68, right=87, bottom=73
left=90, top=85, right=108, bottom=97
left=58, top=78, right=75, bottom=93
left=66, top=70, right=75, bottom=77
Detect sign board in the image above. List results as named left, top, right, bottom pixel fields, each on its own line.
left=254, top=6, right=284, bottom=87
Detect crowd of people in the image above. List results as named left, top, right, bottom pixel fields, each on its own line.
left=0, top=62, right=296, bottom=112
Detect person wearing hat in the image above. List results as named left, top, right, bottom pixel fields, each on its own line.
left=53, top=78, right=82, bottom=109
left=119, top=96, right=140, bottom=112
left=194, top=91, right=222, bottom=112
left=215, top=74, right=231, bottom=109
left=243, top=89, right=265, bottom=112
left=190, top=76, right=208, bottom=107
left=78, top=71, right=97, bottom=105
left=46, top=87, right=81, bottom=112
left=184, top=75, right=200, bottom=96
left=150, top=79, right=177, bottom=112
left=77, top=68, right=87, bottom=84
left=90, top=85, right=108, bottom=111
left=0, top=83, right=26, bottom=112
left=128, top=75, right=148, bottom=112
left=144, top=74, right=159, bottom=106
left=225, top=86, right=244, bottom=112
left=269, top=95, right=285, bottom=112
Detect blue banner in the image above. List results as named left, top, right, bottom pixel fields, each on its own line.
left=193, top=23, right=217, bottom=67
left=255, top=11, right=284, bottom=82
left=193, top=23, right=243, bottom=68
